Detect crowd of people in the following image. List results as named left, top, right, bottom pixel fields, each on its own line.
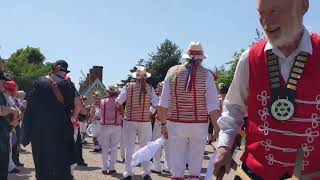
left=1, top=0, right=320, bottom=180
left=0, top=70, right=28, bottom=179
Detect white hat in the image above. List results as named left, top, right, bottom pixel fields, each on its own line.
left=106, top=84, right=119, bottom=93
left=132, top=67, right=151, bottom=79
left=182, top=42, right=207, bottom=60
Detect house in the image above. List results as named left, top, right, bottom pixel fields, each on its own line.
left=79, top=66, right=108, bottom=105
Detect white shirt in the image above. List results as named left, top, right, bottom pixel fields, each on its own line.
left=116, top=82, right=159, bottom=108
left=218, top=27, right=313, bottom=148
left=159, top=64, right=220, bottom=113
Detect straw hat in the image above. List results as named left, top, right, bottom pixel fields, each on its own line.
left=182, top=42, right=207, bottom=60
left=132, top=67, right=151, bottom=79
left=106, top=84, right=119, bottom=94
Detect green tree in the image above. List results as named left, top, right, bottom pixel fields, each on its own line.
left=6, top=47, right=51, bottom=92
left=216, top=29, right=264, bottom=87
left=120, top=59, right=146, bottom=87
left=120, top=39, right=182, bottom=87
left=10, top=46, right=45, bottom=64
left=145, top=39, right=182, bottom=87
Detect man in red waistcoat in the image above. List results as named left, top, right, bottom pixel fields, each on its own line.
left=158, top=42, right=221, bottom=180
left=214, top=0, right=320, bottom=179
left=116, top=67, right=158, bottom=180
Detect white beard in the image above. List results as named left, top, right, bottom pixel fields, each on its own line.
left=265, top=18, right=303, bottom=48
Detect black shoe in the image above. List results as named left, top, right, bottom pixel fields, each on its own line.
left=150, top=169, right=161, bottom=174
left=9, top=168, right=20, bottom=174
left=144, top=175, right=152, bottom=180
left=77, top=162, right=88, bottom=166
left=19, top=147, right=26, bottom=153
left=162, top=169, right=171, bottom=174
left=121, top=176, right=132, bottom=180
left=108, top=170, right=117, bottom=175
left=122, top=158, right=125, bottom=163
left=90, top=149, right=100, bottom=153
left=16, top=162, right=24, bottom=167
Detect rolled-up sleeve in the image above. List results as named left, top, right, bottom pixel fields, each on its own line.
left=205, top=71, right=220, bottom=113
left=150, top=88, right=159, bottom=107
left=115, top=86, right=127, bottom=105
left=159, top=67, right=175, bottom=108
left=218, top=49, right=249, bottom=148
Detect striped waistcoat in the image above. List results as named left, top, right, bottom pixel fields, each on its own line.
left=125, top=82, right=152, bottom=122
left=168, top=64, right=208, bottom=123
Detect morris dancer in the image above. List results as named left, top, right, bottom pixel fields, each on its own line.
left=98, top=85, right=122, bottom=175
left=214, top=0, right=320, bottom=179
left=158, top=42, right=221, bottom=180
left=116, top=67, right=158, bottom=180
left=90, top=91, right=102, bottom=152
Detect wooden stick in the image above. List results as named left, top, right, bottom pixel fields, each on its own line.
left=291, top=148, right=304, bottom=180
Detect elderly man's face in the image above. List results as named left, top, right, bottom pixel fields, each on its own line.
left=258, top=0, right=307, bottom=47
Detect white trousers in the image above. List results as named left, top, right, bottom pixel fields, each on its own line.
left=79, top=122, right=87, bottom=134
left=120, top=128, right=125, bottom=159
left=98, top=126, right=121, bottom=171
left=123, top=121, right=152, bottom=177
left=8, top=132, right=16, bottom=172
left=152, top=121, right=171, bottom=172
left=91, top=120, right=101, bottom=137
left=91, top=121, right=101, bottom=149
left=168, top=121, right=207, bottom=178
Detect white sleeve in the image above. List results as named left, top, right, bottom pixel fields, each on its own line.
left=150, top=87, right=159, bottom=107
left=95, top=108, right=101, bottom=119
left=6, top=96, right=16, bottom=107
left=159, top=67, right=175, bottom=108
left=115, top=86, right=127, bottom=105
left=218, top=49, right=249, bottom=148
left=205, top=71, right=220, bottom=113
left=150, top=106, right=157, bottom=114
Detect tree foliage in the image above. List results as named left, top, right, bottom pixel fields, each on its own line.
left=5, top=47, right=51, bottom=92
left=120, top=39, right=182, bottom=87
left=215, top=29, right=264, bottom=87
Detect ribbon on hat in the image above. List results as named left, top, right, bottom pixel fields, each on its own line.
left=185, top=59, right=198, bottom=93
left=139, top=79, right=147, bottom=104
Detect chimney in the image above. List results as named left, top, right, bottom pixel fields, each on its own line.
left=92, top=66, right=103, bottom=82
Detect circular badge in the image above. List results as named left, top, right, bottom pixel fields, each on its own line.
left=271, top=99, right=295, bottom=121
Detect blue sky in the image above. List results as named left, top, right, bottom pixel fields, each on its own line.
left=1, top=0, right=319, bottom=89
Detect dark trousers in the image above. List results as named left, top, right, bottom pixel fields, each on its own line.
left=208, top=121, right=213, bottom=134
left=0, top=128, right=9, bottom=180
left=31, top=135, right=74, bottom=180
left=12, top=125, right=21, bottom=164
left=234, top=164, right=290, bottom=180
left=75, top=128, right=84, bottom=164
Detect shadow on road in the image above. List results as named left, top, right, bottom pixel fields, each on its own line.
left=8, top=167, right=34, bottom=180
left=75, top=165, right=101, bottom=171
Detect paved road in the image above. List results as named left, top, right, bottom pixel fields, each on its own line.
left=9, top=139, right=244, bottom=180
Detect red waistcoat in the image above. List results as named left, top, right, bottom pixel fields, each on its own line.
left=242, top=33, right=320, bottom=179
left=100, top=97, right=122, bottom=126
